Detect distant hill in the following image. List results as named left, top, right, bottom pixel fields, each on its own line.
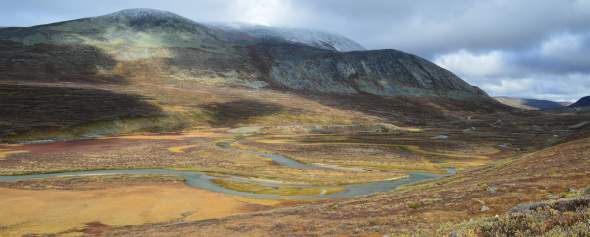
left=494, top=97, right=566, bottom=110
left=570, top=96, right=590, bottom=108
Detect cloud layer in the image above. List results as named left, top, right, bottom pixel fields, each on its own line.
left=434, top=31, right=590, bottom=102
left=1, top=0, right=589, bottom=101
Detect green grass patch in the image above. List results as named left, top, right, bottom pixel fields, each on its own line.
left=211, top=179, right=346, bottom=196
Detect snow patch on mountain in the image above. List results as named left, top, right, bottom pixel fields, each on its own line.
left=208, top=23, right=366, bottom=52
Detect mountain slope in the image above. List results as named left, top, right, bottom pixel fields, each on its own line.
left=494, top=96, right=565, bottom=110
left=250, top=43, right=489, bottom=98
left=571, top=96, right=590, bottom=108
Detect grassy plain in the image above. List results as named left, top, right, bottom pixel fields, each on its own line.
left=0, top=179, right=278, bottom=236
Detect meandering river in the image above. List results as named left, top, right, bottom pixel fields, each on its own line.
left=0, top=140, right=455, bottom=199
left=0, top=150, right=456, bottom=199
left=0, top=168, right=453, bottom=199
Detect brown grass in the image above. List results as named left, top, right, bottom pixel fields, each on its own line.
left=434, top=196, right=590, bottom=237
left=0, top=184, right=277, bottom=236
left=98, top=137, right=590, bottom=236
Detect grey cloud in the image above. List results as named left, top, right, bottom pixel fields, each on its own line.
left=3, top=0, right=589, bottom=54
left=517, top=33, right=590, bottom=74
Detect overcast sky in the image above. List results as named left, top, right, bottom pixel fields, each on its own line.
left=2, top=0, right=589, bottom=102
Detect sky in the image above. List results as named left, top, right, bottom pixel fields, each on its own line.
left=1, top=0, right=589, bottom=102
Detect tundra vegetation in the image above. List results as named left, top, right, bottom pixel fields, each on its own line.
left=0, top=8, right=589, bottom=237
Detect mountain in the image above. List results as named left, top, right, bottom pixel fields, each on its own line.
left=0, top=8, right=228, bottom=48
left=252, top=43, right=488, bottom=98
left=0, top=8, right=503, bottom=141
left=494, top=96, right=566, bottom=110
left=0, top=8, right=490, bottom=100
left=207, top=23, right=366, bottom=52
left=570, top=96, right=590, bottom=108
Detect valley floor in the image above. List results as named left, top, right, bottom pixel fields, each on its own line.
left=99, top=136, right=590, bottom=237
left=0, top=123, right=588, bottom=236
left=0, top=80, right=589, bottom=236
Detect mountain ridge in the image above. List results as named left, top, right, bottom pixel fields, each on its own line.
left=207, top=22, right=366, bottom=52
left=571, top=96, right=590, bottom=108
left=0, top=8, right=493, bottom=101
left=494, top=96, right=566, bottom=110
